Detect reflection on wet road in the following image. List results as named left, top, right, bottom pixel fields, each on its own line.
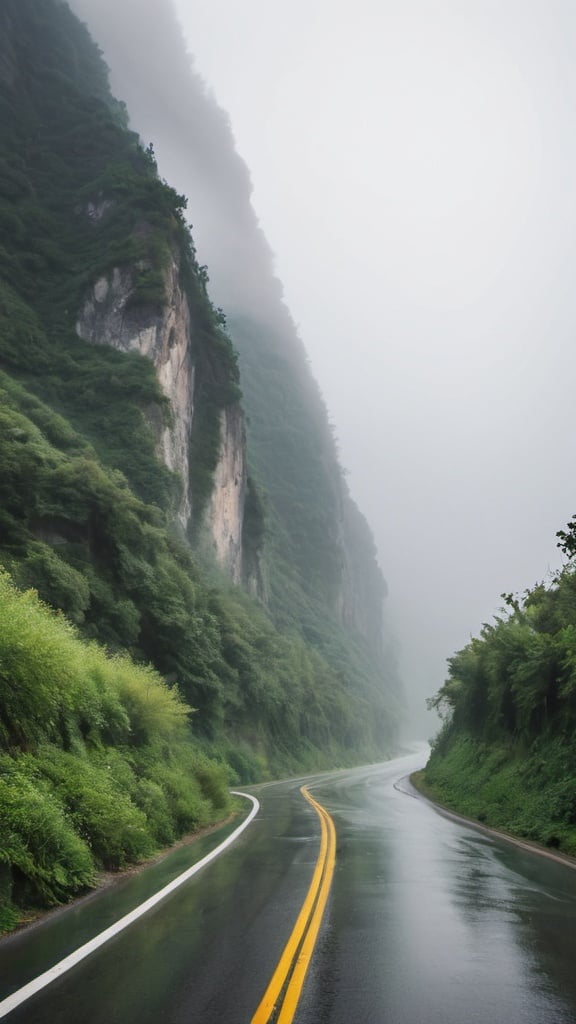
left=299, top=753, right=576, bottom=1024
left=2, top=751, right=576, bottom=1022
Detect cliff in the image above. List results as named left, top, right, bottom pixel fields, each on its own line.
left=0, top=0, right=402, bottom=779
left=75, top=251, right=247, bottom=582
left=338, top=493, right=387, bottom=658
left=205, top=405, right=246, bottom=584
left=66, top=0, right=394, bottom=666
left=77, top=258, right=195, bottom=527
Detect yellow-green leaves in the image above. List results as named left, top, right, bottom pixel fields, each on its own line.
left=0, top=568, right=191, bottom=751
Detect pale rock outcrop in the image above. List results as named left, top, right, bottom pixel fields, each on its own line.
left=85, top=198, right=115, bottom=222
left=76, top=259, right=194, bottom=527
left=204, top=405, right=246, bottom=584
left=76, top=256, right=248, bottom=583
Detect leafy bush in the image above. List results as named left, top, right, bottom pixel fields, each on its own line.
left=0, top=760, right=94, bottom=907
left=33, top=748, right=154, bottom=869
left=0, top=570, right=189, bottom=752
left=424, top=735, right=576, bottom=857
left=0, top=570, right=236, bottom=930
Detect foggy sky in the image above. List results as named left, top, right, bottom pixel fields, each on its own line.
left=67, top=0, right=284, bottom=319
left=68, top=0, right=576, bottom=734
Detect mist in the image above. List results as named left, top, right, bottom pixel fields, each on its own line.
left=66, top=0, right=290, bottom=326
left=67, top=0, right=576, bottom=737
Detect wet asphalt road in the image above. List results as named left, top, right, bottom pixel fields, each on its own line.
left=2, top=750, right=576, bottom=1023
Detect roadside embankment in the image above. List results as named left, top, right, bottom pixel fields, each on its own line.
left=412, top=735, right=576, bottom=865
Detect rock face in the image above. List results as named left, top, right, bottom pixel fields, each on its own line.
left=77, top=258, right=194, bottom=527
left=204, top=406, right=246, bottom=584
left=76, top=256, right=246, bottom=581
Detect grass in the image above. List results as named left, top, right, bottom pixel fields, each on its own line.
left=422, top=734, right=576, bottom=857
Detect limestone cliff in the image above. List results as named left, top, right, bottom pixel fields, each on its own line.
left=76, top=252, right=246, bottom=580
left=66, top=0, right=402, bottom=714
left=203, top=405, right=246, bottom=584
left=77, top=257, right=194, bottom=527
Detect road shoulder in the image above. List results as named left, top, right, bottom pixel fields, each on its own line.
left=406, top=771, right=576, bottom=871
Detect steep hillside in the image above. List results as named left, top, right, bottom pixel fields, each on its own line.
left=67, top=0, right=403, bottom=718
left=0, top=0, right=401, bottom=759
left=0, top=570, right=231, bottom=933
left=423, top=522, right=576, bottom=856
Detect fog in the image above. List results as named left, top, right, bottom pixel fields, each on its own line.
left=68, top=0, right=576, bottom=735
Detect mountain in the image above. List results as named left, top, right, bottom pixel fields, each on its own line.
left=67, top=0, right=395, bottom=667
left=0, top=0, right=402, bottom=928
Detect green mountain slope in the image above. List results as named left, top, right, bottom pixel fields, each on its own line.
left=63, top=0, right=399, bottom=696
left=230, top=313, right=399, bottom=747
left=63, top=0, right=403, bottom=734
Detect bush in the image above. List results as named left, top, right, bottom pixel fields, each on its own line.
left=33, top=748, right=154, bottom=869
left=0, top=760, right=94, bottom=908
left=0, top=569, right=191, bottom=752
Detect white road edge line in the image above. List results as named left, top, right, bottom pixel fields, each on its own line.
left=0, top=791, right=259, bottom=1020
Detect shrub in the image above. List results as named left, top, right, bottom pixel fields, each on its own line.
left=34, top=747, right=154, bottom=869
left=0, top=760, right=94, bottom=909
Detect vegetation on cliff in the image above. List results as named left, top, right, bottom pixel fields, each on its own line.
left=0, top=0, right=239, bottom=522
left=0, top=0, right=401, bottom=930
left=223, top=295, right=402, bottom=748
left=63, top=0, right=403, bottom=732
left=424, top=521, right=576, bottom=856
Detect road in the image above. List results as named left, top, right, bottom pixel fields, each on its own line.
left=2, top=751, right=576, bottom=1022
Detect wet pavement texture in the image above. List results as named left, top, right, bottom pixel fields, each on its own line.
left=2, top=751, right=576, bottom=1023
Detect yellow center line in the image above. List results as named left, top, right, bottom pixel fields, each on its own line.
left=276, top=797, right=336, bottom=1024
left=250, top=786, right=337, bottom=1024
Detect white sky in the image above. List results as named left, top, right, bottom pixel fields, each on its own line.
left=170, top=0, right=576, bottom=728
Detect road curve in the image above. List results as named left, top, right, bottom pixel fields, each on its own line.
left=2, top=752, right=576, bottom=1022
left=0, top=793, right=260, bottom=1020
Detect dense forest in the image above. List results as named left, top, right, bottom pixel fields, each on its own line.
left=0, top=0, right=402, bottom=931
left=422, top=519, right=576, bottom=856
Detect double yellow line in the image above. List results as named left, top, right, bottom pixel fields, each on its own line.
left=250, top=786, right=336, bottom=1024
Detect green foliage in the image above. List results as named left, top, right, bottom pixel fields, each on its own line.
left=0, top=761, right=95, bottom=906
left=17, top=542, right=91, bottom=623
left=227, top=314, right=401, bottom=740
left=0, top=570, right=233, bottom=929
left=428, top=563, right=576, bottom=744
left=0, top=570, right=190, bottom=752
left=425, top=517, right=576, bottom=856
left=556, top=516, right=576, bottom=560
left=31, top=747, right=154, bottom=869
